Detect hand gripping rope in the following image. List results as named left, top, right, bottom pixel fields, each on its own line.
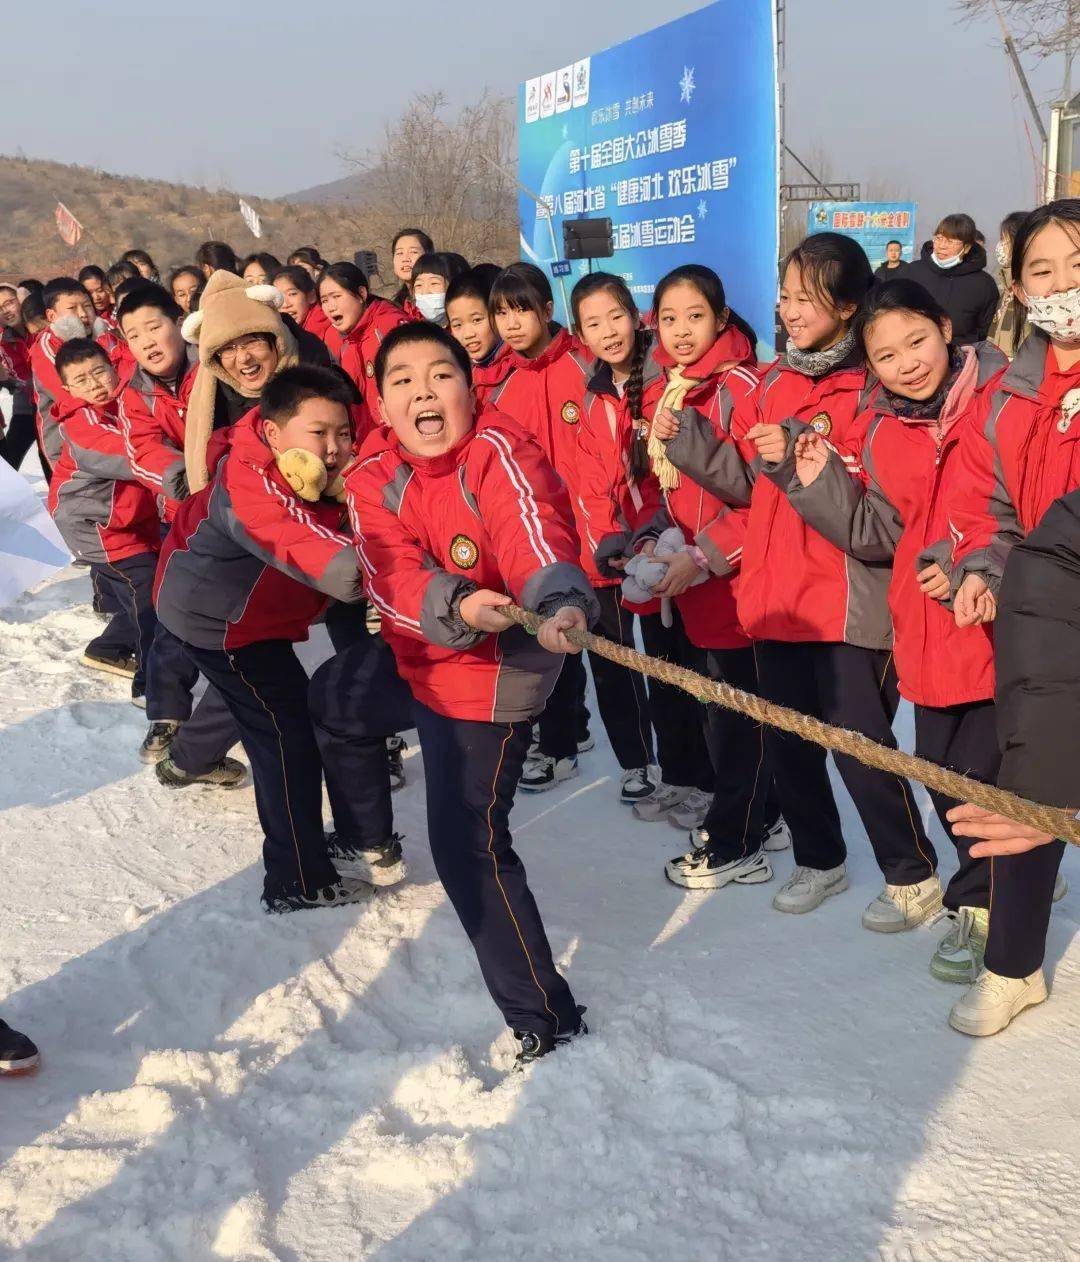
left=502, top=604, right=1080, bottom=847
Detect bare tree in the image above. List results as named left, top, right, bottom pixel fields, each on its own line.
left=956, top=0, right=1080, bottom=91
left=338, top=91, right=518, bottom=273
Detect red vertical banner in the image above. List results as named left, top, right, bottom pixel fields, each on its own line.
left=55, top=202, right=83, bottom=247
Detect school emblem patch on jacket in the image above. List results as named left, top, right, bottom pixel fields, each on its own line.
left=561, top=401, right=581, bottom=425
left=809, top=411, right=832, bottom=438
left=365, top=361, right=375, bottom=377
left=449, top=533, right=479, bottom=569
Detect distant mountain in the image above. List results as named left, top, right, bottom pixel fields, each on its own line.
left=282, top=171, right=373, bottom=206
left=0, top=154, right=376, bottom=278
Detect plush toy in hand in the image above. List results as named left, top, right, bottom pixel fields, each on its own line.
left=275, top=448, right=328, bottom=501
left=621, top=526, right=707, bottom=626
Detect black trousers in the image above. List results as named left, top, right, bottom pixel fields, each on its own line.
left=0, top=409, right=41, bottom=473
left=324, top=598, right=371, bottom=652
left=147, top=626, right=242, bottom=775
left=309, top=637, right=412, bottom=849
left=538, top=585, right=652, bottom=769
left=984, top=842, right=1066, bottom=979
left=183, top=639, right=337, bottom=896
left=680, top=640, right=778, bottom=860
left=86, top=553, right=159, bottom=690
left=415, top=700, right=580, bottom=1035
left=755, top=640, right=936, bottom=882
left=638, top=609, right=713, bottom=792
left=913, top=701, right=998, bottom=911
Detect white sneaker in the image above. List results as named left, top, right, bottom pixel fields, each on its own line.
left=620, top=766, right=657, bottom=804
left=762, top=817, right=791, bottom=852
left=1054, top=872, right=1068, bottom=903
left=861, top=875, right=944, bottom=934
left=518, top=754, right=579, bottom=794
left=772, top=863, right=848, bottom=914
left=632, top=782, right=692, bottom=823
left=665, top=837, right=773, bottom=890
left=667, top=789, right=712, bottom=832
left=949, top=967, right=1048, bottom=1037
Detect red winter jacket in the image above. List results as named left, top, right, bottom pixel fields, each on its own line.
left=337, top=298, right=409, bottom=420
left=154, top=410, right=363, bottom=649
left=345, top=412, right=598, bottom=723
left=698, top=352, right=886, bottom=647
left=31, top=327, right=119, bottom=469
left=786, top=342, right=1006, bottom=707
left=485, top=327, right=596, bottom=576
left=949, top=330, right=1080, bottom=590
left=575, top=339, right=665, bottom=574
left=472, top=342, right=515, bottom=410
left=640, top=327, right=761, bottom=649
left=47, top=397, right=160, bottom=564
left=301, top=302, right=334, bottom=344
left=118, top=347, right=198, bottom=522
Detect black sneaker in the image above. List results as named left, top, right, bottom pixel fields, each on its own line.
left=262, top=876, right=374, bottom=914
left=386, top=735, right=407, bottom=792
left=513, top=1008, right=588, bottom=1068
left=155, top=754, right=248, bottom=789
left=577, top=728, right=596, bottom=753
left=140, top=721, right=180, bottom=764
left=0, top=1019, right=40, bottom=1076
left=326, top=832, right=408, bottom=887
left=80, top=647, right=137, bottom=678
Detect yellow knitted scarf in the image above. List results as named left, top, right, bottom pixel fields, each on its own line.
left=647, top=366, right=699, bottom=492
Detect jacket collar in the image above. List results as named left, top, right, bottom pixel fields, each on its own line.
left=1000, top=327, right=1051, bottom=401
left=652, top=324, right=755, bottom=378
left=508, top=323, right=572, bottom=372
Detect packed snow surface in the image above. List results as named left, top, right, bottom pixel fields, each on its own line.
left=3, top=465, right=1080, bottom=1261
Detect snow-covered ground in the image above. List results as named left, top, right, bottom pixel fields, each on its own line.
left=3, top=459, right=1080, bottom=1261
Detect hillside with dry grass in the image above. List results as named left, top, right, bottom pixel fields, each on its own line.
left=0, top=155, right=391, bottom=282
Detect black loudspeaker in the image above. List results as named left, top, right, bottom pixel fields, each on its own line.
left=562, top=217, right=614, bottom=260
left=353, top=250, right=379, bottom=279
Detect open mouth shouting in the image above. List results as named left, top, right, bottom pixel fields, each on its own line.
left=414, top=408, right=445, bottom=438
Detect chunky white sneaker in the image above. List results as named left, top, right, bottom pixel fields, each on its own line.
left=930, top=906, right=989, bottom=985
left=949, top=967, right=1048, bottom=1037
left=772, top=863, right=848, bottom=914
left=327, top=833, right=408, bottom=888
left=632, top=782, right=692, bottom=823
left=577, top=729, right=596, bottom=753
left=518, top=754, right=579, bottom=793
left=762, top=818, right=791, bottom=852
left=665, top=837, right=773, bottom=890
left=620, top=767, right=657, bottom=804
left=667, top=789, right=712, bottom=832
left=1054, top=872, right=1068, bottom=903
left=861, top=875, right=944, bottom=934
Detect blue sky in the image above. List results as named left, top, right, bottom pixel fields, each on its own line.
left=0, top=0, right=1065, bottom=242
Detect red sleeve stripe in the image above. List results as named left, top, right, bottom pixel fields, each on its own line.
left=255, top=470, right=350, bottom=547
left=117, top=396, right=164, bottom=489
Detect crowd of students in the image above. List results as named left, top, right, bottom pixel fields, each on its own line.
left=1, top=201, right=1079, bottom=1078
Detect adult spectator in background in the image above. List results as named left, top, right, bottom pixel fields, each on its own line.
left=390, top=228, right=434, bottom=312
left=906, top=213, right=1000, bottom=344
left=874, top=239, right=909, bottom=281
left=988, top=210, right=1031, bottom=359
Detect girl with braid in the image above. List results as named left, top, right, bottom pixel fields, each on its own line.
left=575, top=268, right=785, bottom=886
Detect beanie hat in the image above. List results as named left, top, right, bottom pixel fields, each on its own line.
left=181, top=269, right=300, bottom=493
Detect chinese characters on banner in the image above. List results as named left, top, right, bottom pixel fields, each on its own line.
left=518, top=0, right=779, bottom=351
left=807, top=202, right=919, bottom=267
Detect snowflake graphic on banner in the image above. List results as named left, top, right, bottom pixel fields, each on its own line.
left=697, top=199, right=708, bottom=220
left=679, top=65, right=696, bottom=104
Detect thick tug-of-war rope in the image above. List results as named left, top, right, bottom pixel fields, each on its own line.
left=503, top=604, right=1080, bottom=848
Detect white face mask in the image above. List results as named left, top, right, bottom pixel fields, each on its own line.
left=932, top=252, right=964, bottom=270
left=995, top=240, right=1011, bottom=269
left=415, top=292, right=447, bottom=323
left=1024, top=286, right=1080, bottom=343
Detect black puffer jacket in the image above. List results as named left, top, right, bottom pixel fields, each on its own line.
left=905, top=242, right=1001, bottom=346
left=994, top=487, right=1080, bottom=809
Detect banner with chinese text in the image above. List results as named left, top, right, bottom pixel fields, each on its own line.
left=518, top=0, right=779, bottom=348
left=807, top=201, right=918, bottom=268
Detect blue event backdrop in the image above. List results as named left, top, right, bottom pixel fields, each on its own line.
left=807, top=201, right=919, bottom=267
left=518, top=0, right=779, bottom=352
